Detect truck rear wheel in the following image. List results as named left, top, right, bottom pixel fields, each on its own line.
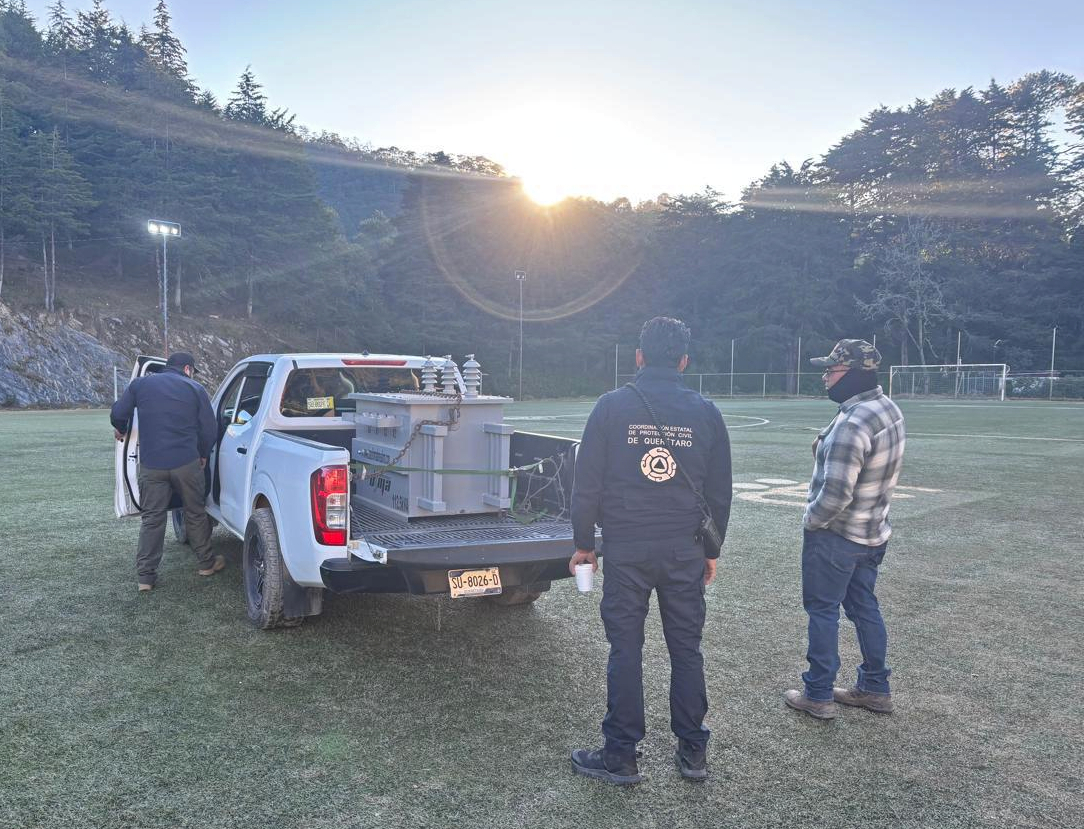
left=172, top=510, right=217, bottom=544
left=486, top=582, right=548, bottom=607
left=171, top=509, right=188, bottom=544
left=244, top=507, right=303, bottom=629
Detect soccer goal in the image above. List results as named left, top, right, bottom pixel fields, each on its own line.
left=888, top=364, right=1008, bottom=401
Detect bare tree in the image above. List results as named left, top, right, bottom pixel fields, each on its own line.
left=858, top=218, right=950, bottom=365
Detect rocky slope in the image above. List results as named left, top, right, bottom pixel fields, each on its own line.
left=0, top=302, right=289, bottom=407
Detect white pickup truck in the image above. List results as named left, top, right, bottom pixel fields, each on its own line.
left=114, top=353, right=584, bottom=628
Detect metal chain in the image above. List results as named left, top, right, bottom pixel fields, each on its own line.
left=357, top=390, right=463, bottom=479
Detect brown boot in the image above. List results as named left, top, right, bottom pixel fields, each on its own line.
left=198, top=555, right=226, bottom=577
left=833, top=686, right=894, bottom=713
left=784, top=689, right=837, bottom=720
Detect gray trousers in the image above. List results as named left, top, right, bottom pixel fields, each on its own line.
left=136, top=459, right=215, bottom=584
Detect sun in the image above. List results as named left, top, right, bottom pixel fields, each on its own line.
left=500, top=99, right=641, bottom=205
left=521, top=178, right=571, bottom=206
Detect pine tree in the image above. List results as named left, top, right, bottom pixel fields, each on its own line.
left=139, top=0, right=187, bottom=79
left=45, top=0, right=75, bottom=59
left=0, top=0, right=43, bottom=59
left=224, top=66, right=268, bottom=125
left=194, top=88, right=219, bottom=113
left=75, top=0, right=115, bottom=81
left=0, top=84, right=28, bottom=299
left=34, top=126, right=93, bottom=311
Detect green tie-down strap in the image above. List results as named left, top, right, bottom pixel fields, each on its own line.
left=347, top=460, right=552, bottom=521
left=348, top=460, right=545, bottom=477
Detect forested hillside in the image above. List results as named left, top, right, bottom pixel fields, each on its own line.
left=0, top=0, right=1081, bottom=398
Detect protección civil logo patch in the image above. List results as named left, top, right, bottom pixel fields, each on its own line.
left=640, top=447, right=677, bottom=482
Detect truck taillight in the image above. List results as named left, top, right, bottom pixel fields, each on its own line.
left=311, top=465, right=348, bottom=546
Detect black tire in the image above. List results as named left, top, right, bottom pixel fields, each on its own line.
left=171, top=509, right=188, bottom=544
left=172, top=510, right=217, bottom=543
left=486, top=583, right=547, bottom=607
left=243, top=507, right=303, bottom=629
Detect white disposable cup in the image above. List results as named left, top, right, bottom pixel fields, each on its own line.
left=575, top=563, right=594, bottom=593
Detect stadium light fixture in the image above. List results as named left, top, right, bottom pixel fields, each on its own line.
left=147, top=220, right=182, bottom=353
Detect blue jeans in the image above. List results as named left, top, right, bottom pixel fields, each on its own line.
left=801, top=529, right=891, bottom=701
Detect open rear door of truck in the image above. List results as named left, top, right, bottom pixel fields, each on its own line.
left=113, top=355, right=166, bottom=518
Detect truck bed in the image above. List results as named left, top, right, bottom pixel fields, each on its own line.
left=349, top=498, right=575, bottom=566
left=319, top=430, right=584, bottom=595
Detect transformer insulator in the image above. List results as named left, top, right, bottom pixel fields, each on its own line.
left=462, top=354, right=482, bottom=398
left=441, top=356, right=458, bottom=395
left=421, top=356, right=438, bottom=393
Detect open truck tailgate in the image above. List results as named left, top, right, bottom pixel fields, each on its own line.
left=347, top=501, right=574, bottom=567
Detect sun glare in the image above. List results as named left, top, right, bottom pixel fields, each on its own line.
left=494, top=100, right=646, bottom=207
left=522, top=178, right=571, bottom=206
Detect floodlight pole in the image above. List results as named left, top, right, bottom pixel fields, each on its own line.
left=515, top=270, right=526, bottom=400
left=730, top=338, right=735, bottom=397
left=148, top=220, right=181, bottom=355
left=161, top=232, right=169, bottom=354
left=796, top=336, right=801, bottom=396
left=1050, top=326, right=1058, bottom=400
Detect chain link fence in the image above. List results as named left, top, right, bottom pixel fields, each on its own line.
left=616, top=370, right=1084, bottom=400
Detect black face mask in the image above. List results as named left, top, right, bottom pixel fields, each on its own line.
left=827, top=368, right=879, bottom=404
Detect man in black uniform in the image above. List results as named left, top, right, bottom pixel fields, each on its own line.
left=111, top=352, right=223, bottom=591
left=569, top=317, right=732, bottom=785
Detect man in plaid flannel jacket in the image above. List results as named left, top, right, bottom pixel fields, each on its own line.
left=785, top=339, right=905, bottom=720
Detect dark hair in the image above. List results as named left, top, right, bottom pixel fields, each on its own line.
left=639, top=316, right=691, bottom=367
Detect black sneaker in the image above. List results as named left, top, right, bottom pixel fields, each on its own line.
left=675, top=740, right=707, bottom=781
left=570, top=748, right=642, bottom=786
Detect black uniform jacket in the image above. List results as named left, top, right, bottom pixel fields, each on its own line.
left=110, top=367, right=217, bottom=470
left=571, top=366, right=733, bottom=558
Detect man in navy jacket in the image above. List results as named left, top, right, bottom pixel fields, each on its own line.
left=569, top=317, right=732, bottom=785
left=111, top=352, right=223, bottom=591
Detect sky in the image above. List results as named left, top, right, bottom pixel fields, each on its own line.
left=26, top=0, right=1084, bottom=204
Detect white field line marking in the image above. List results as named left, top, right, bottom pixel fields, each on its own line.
left=504, top=414, right=590, bottom=420
left=918, top=404, right=1084, bottom=411
left=507, top=414, right=771, bottom=429
left=907, top=432, right=1084, bottom=443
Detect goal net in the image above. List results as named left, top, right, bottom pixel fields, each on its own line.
left=888, top=364, right=1008, bottom=401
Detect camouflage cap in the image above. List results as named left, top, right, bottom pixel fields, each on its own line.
left=809, top=339, right=881, bottom=370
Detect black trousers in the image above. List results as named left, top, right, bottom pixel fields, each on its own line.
left=600, top=541, right=709, bottom=761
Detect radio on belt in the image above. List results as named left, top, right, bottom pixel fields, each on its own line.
left=346, top=355, right=515, bottom=520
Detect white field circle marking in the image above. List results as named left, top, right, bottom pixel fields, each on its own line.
left=719, top=414, right=770, bottom=429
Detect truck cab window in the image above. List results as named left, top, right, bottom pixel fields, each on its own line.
left=280, top=367, right=420, bottom=418
left=236, top=375, right=268, bottom=422
left=218, top=372, right=246, bottom=426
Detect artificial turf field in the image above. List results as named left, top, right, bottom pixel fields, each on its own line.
left=0, top=398, right=1081, bottom=829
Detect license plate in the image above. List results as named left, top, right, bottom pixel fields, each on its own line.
left=448, top=567, right=502, bottom=598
